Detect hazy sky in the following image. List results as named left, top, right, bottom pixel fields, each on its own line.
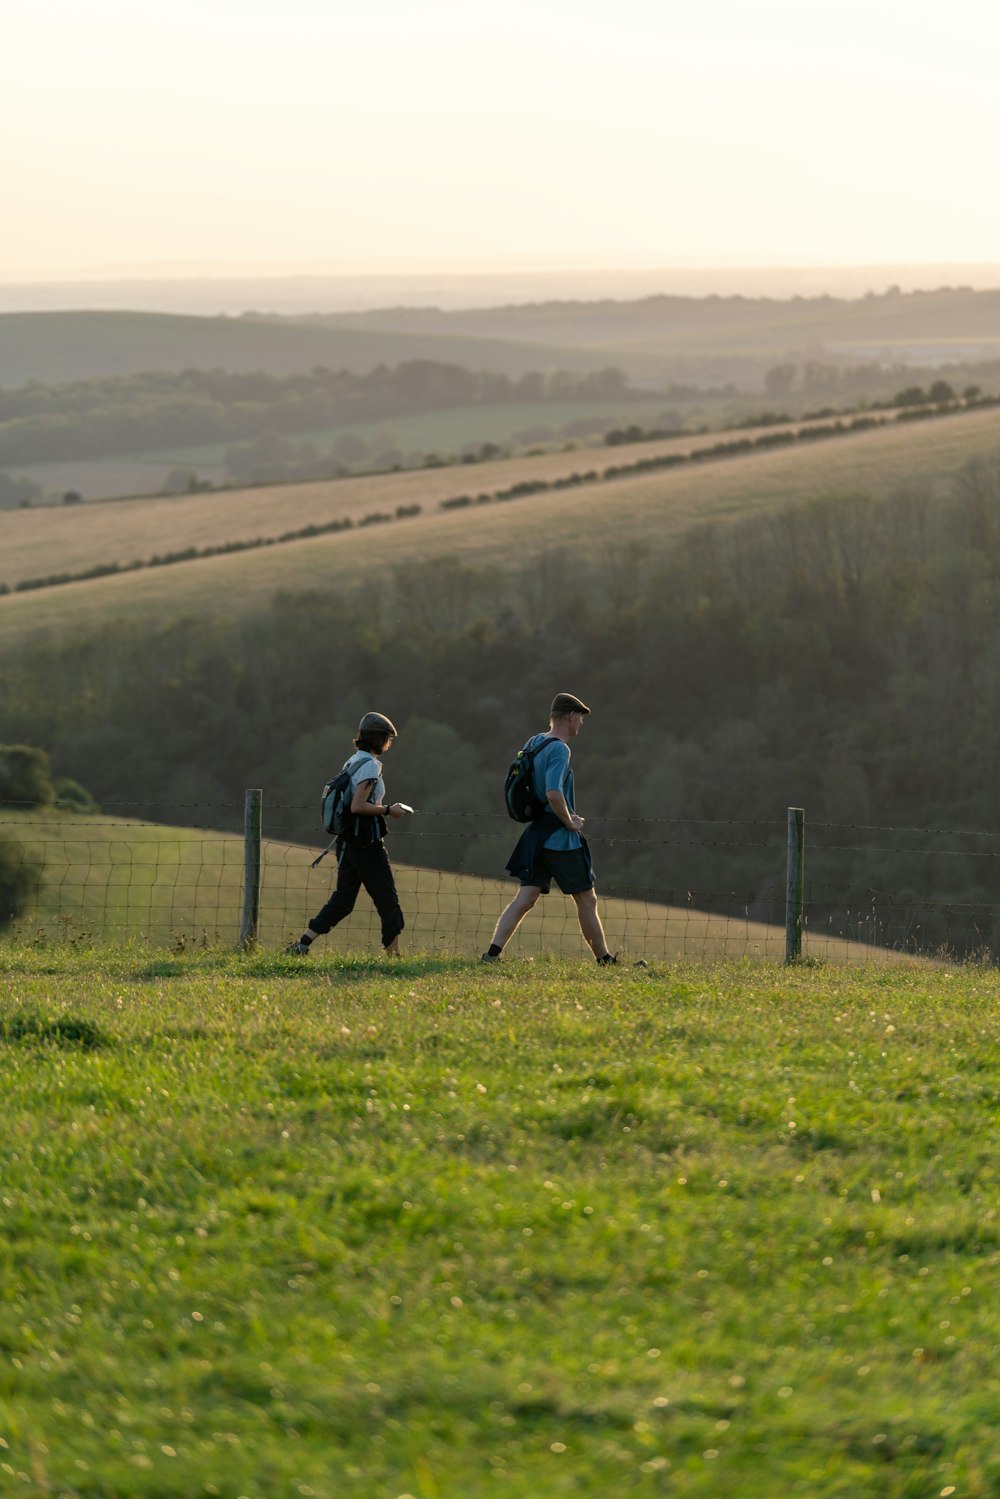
left=5, top=0, right=1000, bottom=280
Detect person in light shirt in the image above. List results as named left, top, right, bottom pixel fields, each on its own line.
left=286, top=711, right=412, bottom=956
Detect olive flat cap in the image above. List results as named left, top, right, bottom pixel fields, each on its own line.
left=358, top=711, right=398, bottom=737
left=550, top=692, right=590, bottom=716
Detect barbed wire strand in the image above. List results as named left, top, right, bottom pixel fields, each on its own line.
left=6, top=798, right=1000, bottom=843
left=2, top=831, right=997, bottom=962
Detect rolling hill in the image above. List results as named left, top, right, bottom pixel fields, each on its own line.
left=0, top=310, right=611, bottom=389
left=8, top=286, right=1000, bottom=395
left=313, top=285, right=1000, bottom=362
left=2, top=401, right=999, bottom=648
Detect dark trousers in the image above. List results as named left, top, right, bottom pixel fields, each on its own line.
left=309, top=839, right=404, bottom=948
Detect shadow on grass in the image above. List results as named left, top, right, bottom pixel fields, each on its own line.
left=0, top=1011, right=109, bottom=1049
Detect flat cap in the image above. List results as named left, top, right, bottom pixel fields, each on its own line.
left=550, top=692, right=590, bottom=716
left=358, top=711, right=398, bottom=737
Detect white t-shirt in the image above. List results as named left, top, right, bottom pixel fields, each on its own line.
left=344, top=750, right=384, bottom=806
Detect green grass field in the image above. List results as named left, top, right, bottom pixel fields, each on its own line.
left=0, top=944, right=996, bottom=1496
left=3, top=403, right=1000, bottom=647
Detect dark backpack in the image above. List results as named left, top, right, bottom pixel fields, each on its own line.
left=504, top=736, right=556, bottom=822
left=312, top=754, right=380, bottom=866
left=320, top=767, right=354, bottom=837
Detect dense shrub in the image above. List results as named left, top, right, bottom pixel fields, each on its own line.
left=0, top=837, right=44, bottom=928
left=0, top=744, right=56, bottom=808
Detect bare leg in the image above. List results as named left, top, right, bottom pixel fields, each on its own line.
left=489, top=886, right=542, bottom=951
left=572, top=887, right=611, bottom=959
left=384, top=937, right=400, bottom=955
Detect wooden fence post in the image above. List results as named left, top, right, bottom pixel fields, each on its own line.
left=240, top=788, right=262, bottom=950
left=785, top=806, right=805, bottom=963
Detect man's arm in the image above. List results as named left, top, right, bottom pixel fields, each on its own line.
left=546, top=789, right=584, bottom=831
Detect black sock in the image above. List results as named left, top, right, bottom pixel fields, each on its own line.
left=487, top=943, right=503, bottom=957
left=596, top=952, right=617, bottom=965
left=299, top=933, right=313, bottom=947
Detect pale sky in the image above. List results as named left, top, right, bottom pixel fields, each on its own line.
left=4, top=0, right=1000, bottom=280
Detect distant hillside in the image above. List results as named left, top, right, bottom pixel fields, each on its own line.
left=298, top=286, right=1000, bottom=384
left=3, top=402, right=999, bottom=650
left=7, top=288, right=1000, bottom=393
left=0, top=311, right=611, bottom=388
left=312, top=285, right=1000, bottom=350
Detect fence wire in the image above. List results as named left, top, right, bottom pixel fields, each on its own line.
left=3, top=809, right=998, bottom=962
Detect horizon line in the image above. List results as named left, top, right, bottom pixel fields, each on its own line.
left=5, top=258, right=1000, bottom=287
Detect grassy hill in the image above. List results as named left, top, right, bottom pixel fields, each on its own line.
left=9, top=289, right=1000, bottom=396
left=0, top=310, right=608, bottom=388
left=0, top=943, right=992, bottom=1495
left=3, top=402, right=1000, bottom=646
left=1, top=417, right=812, bottom=587
left=319, top=284, right=1000, bottom=361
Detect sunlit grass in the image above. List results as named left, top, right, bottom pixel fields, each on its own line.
left=3, top=403, right=1000, bottom=646
left=0, top=948, right=996, bottom=1495
left=3, top=810, right=910, bottom=965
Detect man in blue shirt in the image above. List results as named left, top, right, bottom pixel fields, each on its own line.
left=483, top=692, right=616, bottom=965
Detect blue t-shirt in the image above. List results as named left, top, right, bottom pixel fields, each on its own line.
left=525, top=733, right=581, bottom=851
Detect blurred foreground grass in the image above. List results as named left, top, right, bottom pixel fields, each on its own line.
left=0, top=945, right=997, bottom=1496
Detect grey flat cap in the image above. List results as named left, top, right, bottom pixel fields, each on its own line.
left=358, top=711, right=398, bottom=737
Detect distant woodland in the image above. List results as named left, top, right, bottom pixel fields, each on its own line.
left=0, top=362, right=632, bottom=468
left=2, top=352, right=998, bottom=503
left=5, top=288, right=1000, bottom=503
left=6, top=451, right=1000, bottom=949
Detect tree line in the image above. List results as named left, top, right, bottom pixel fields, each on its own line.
left=5, top=451, right=1000, bottom=951
left=0, top=363, right=632, bottom=467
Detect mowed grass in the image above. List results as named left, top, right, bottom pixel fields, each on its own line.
left=2, top=415, right=796, bottom=588
left=3, top=404, right=1000, bottom=646
left=0, top=946, right=997, bottom=1496
left=4, top=810, right=904, bottom=965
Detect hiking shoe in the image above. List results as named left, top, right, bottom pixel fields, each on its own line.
left=480, top=951, right=501, bottom=963
left=283, top=940, right=312, bottom=956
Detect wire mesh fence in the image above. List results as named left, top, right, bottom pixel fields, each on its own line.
left=4, top=800, right=998, bottom=962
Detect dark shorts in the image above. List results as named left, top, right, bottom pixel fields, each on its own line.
left=521, top=846, right=595, bottom=896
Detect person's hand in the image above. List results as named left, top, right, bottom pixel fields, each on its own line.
left=569, top=813, right=585, bottom=831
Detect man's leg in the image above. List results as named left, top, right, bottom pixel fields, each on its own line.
left=572, top=886, right=612, bottom=960
left=486, top=886, right=543, bottom=955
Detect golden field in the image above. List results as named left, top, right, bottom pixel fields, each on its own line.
left=2, top=403, right=999, bottom=647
